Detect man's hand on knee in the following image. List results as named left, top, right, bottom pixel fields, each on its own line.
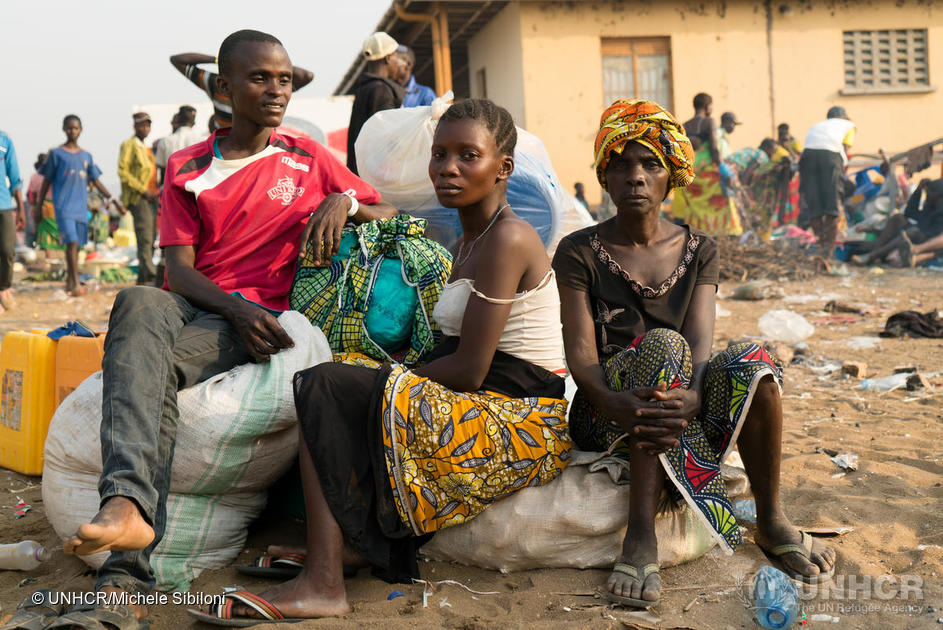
left=227, top=302, right=294, bottom=362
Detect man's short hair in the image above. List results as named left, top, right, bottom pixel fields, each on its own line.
left=177, top=105, right=197, bottom=125
left=693, top=92, right=712, bottom=111
left=218, top=30, right=283, bottom=77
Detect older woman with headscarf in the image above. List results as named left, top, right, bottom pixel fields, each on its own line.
left=552, top=100, right=836, bottom=609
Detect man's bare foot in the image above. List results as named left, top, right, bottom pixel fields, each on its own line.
left=755, top=513, right=837, bottom=579
left=608, top=527, right=661, bottom=604
left=64, top=497, right=155, bottom=555
left=228, top=573, right=350, bottom=620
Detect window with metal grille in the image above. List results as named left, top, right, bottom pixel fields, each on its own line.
left=601, top=37, right=673, bottom=110
left=843, top=29, right=930, bottom=93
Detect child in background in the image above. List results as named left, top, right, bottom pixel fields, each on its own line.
left=37, top=115, right=125, bottom=295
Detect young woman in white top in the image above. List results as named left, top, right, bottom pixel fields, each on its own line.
left=191, top=98, right=571, bottom=625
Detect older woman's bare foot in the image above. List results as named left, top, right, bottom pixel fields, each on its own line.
left=64, top=496, right=155, bottom=555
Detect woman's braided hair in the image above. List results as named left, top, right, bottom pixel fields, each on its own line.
left=439, top=98, right=517, bottom=156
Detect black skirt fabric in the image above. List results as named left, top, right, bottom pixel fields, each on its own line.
left=292, top=362, right=429, bottom=584
left=292, top=341, right=565, bottom=583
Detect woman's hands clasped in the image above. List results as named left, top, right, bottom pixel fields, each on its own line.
left=601, top=383, right=701, bottom=456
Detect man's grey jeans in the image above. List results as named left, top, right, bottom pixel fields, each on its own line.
left=96, top=286, right=253, bottom=594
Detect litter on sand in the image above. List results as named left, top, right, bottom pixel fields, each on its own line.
left=830, top=453, right=859, bottom=471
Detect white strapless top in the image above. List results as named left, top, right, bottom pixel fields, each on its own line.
left=431, top=270, right=566, bottom=374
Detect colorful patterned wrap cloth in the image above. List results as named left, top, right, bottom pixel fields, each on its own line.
left=593, top=99, right=696, bottom=192
left=290, top=215, right=452, bottom=366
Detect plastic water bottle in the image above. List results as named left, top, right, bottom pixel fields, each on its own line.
left=0, top=540, right=51, bottom=570
left=731, top=498, right=757, bottom=523
left=754, top=565, right=798, bottom=629
left=859, top=372, right=909, bottom=391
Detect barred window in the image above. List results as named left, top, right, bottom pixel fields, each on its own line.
left=843, top=29, right=929, bottom=92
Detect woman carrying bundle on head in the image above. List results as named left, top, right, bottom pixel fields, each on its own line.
left=190, top=98, right=571, bottom=625
left=552, top=99, right=836, bottom=609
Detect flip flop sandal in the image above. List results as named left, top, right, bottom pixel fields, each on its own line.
left=44, top=601, right=149, bottom=630
left=1, top=590, right=65, bottom=630
left=187, top=590, right=305, bottom=627
left=762, top=531, right=835, bottom=584
left=605, top=562, right=659, bottom=608
left=235, top=552, right=358, bottom=579
left=235, top=552, right=305, bottom=579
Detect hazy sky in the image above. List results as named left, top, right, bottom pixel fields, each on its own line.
left=1, top=0, right=391, bottom=192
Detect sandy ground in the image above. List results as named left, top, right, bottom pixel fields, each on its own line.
left=1, top=269, right=942, bottom=629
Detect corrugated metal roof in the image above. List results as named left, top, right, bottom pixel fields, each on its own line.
left=334, top=1, right=509, bottom=98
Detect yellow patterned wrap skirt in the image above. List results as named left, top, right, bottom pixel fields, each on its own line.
left=379, top=364, right=571, bottom=535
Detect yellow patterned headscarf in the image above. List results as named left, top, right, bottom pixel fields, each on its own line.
left=593, top=99, right=695, bottom=191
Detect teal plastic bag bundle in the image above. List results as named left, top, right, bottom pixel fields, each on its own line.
left=290, top=215, right=452, bottom=365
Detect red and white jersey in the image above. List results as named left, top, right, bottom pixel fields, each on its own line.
left=160, top=128, right=381, bottom=310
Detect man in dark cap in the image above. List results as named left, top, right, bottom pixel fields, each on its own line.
left=118, top=112, right=160, bottom=285
left=799, top=106, right=856, bottom=259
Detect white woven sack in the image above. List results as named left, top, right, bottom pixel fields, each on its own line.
left=421, top=450, right=751, bottom=572
left=43, top=311, right=330, bottom=590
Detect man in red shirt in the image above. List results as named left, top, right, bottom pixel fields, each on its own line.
left=58, top=30, right=395, bottom=625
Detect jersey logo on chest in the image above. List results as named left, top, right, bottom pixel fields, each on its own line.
left=267, top=175, right=306, bottom=205
left=280, top=155, right=310, bottom=172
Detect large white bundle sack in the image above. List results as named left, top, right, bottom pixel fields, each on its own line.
left=354, top=94, right=577, bottom=251
left=421, top=450, right=751, bottom=572
left=43, top=311, right=331, bottom=591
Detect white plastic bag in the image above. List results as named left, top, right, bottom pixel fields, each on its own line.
left=354, top=94, right=585, bottom=250
left=758, top=309, right=815, bottom=343
left=42, top=312, right=332, bottom=591
left=355, top=92, right=454, bottom=211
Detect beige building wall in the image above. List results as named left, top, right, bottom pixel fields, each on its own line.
left=769, top=3, right=943, bottom=163
left=478, top=0, right=943, bottom=206
left=467, top=2, right=527, bottom=127
left=516, top=1, right=774, bottom=205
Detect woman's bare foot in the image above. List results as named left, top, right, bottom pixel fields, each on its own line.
left=64, top=496, right=155, bottom=555
left=608, top=527, right=661, bottom=603
left=229, top=573, right=350, bottom=620
left=755, top=513, right=836, bottom=579
left=265, top=543, right=370, bottom=570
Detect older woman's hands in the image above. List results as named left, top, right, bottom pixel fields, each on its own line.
left=598, top=383, right=690, bottom=454
left=631, top=383, right=702, bottom=455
